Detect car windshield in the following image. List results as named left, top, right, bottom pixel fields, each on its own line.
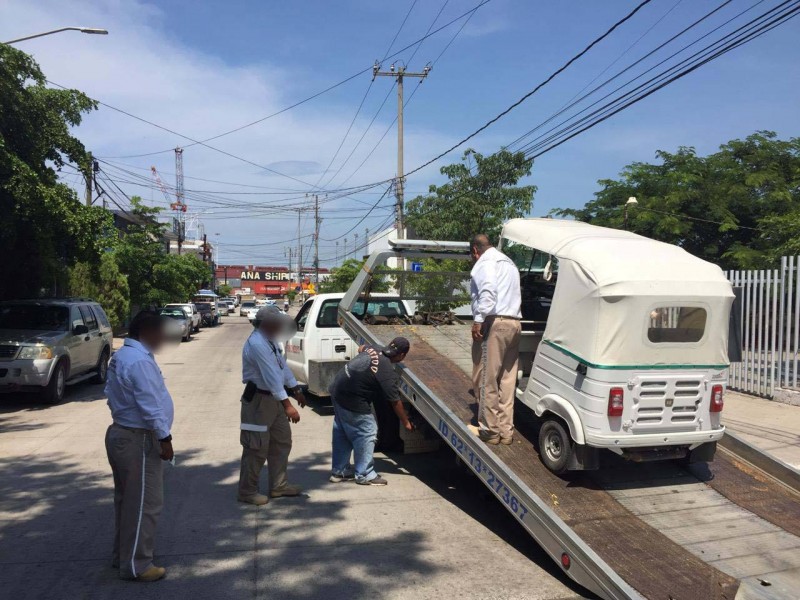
left=159, top=309, right=186, bottom=319
left=242, top=302, right=255, bottom=308
left=0, top=305, right=70, bottom=331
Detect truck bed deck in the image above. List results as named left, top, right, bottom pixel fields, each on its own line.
left=370, top=322, right=800, bottom=600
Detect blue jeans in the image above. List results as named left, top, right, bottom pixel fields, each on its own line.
left=331, top=401, right=378, bottom=483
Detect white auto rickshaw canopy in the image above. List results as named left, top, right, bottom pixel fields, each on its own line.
left=500, top=218, right=735, bottom=369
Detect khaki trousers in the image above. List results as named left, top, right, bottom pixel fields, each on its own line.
left=105, top=424, right=164, bottom=579
left=238, top=392, right=292, bottom=498
left=472, top=317, right=521, bottom=440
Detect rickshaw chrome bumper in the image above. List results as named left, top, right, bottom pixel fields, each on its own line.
left=585, top=425, right=725, bottom=451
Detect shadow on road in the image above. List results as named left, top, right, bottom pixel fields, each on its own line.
left=0, top=447, right=437, bottom=600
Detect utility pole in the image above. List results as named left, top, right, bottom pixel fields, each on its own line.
left=373, top=61, right=430, bottom=241
left=296, top=209, right=303, bottom=287
left=335, top=241, right=339, bottom=265
left=84, top=153, right=96, bottom=206
left=354, top=233, right=359, bottom=259
left=172, top=148, right=187, bottom=255
left=313, top=194, right=322, bottom=287
left=285, top=247, right=294, bottom=278
left=365, top=228, right=369, bottom=256
left=343, top=237, right=348, bottom=262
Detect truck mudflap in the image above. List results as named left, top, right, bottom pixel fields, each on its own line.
left=307, top=359, right=346, bottom=397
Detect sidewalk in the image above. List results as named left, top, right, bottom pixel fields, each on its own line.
left=723, top=391, right=800, bottom=469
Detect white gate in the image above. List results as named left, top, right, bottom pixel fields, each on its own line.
left=727, top=256, right=800, bottom=397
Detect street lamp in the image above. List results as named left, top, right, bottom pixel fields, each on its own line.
left=624, top=196, right=638, bottom=230
left=4, top=27, right=109, bottom=45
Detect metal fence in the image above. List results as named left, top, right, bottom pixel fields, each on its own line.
left=727, top=256, right=800, bottom=397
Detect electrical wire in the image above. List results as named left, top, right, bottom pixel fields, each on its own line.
left=92, top=1, right=491, bottom=163
left=522, top=0, right=800, bottom=158
left=507, top=0, right=742, bottom=151
left=398, top=0, right=655, bottom=182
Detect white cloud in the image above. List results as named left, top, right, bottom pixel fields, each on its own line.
left=1, top=0, right=454, bottom=262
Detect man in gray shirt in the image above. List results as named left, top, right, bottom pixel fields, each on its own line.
left=329, top=337, right=413, bottom=486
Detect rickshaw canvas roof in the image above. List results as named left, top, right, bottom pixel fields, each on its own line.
left=500, top=218, right=732, bottom=295
left=500, top=218, right=734, bottom=367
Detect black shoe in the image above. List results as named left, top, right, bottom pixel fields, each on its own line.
left=329, top=472, right=356, bottom=483
left=357, top=475, right=388, bottom=486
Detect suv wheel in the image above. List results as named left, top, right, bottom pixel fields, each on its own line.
left=42, top=360, right=67, bottom=405
left=93, top=348, right=110, bottom=384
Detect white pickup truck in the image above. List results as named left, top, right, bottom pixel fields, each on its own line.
left=285, top=292, right=411, bottom=397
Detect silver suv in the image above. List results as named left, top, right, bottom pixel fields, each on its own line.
left=0, top=298, right=113, bottom=404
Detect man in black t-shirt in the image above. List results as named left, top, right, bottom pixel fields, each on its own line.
left=329, top=337, right=413, bottom=486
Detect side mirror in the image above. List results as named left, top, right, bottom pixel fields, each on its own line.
left=73, top=324, right=89, bottom=335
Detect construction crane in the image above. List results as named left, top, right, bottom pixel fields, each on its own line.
left=150, top=161, right=186, bottom=254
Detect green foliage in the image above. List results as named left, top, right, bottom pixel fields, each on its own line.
left=0, top=44, right=111, bottom=299
left=319, top=259, right=393, bottom=294
left=554, top=131, right=800, bottom=269
left=217, top=283, right=232, bottom=297
left=286, top=289, right=297, bottom=301
left=406, top=149, right=536, bottom=243
left=150, top=254, right=210, bottom=307
left=68, top=252, right=130, bottom=328
left=402, top=258, right=471, bottom=312
left=114, top=196, right=169, bottom=307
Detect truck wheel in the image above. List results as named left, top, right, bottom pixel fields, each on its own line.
left=92, top=348, right=110, bottom=384
left=538, top=419, right=573, bottom=474
left=42, top=360, right=68, bottom=405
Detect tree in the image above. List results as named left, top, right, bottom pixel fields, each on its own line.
left=114, top=197, right=169, bottom=308
left=319, top=259, right=393, bottom=294
left=68, top=252, right=130, bottom=327
left=0, top=45, right=112, bottom=299
left=150, top=254, right=210, bottom=307
left=405, top=148, right=536, bottom=244
left=554, top=131, right=800, bottom=269
left=217, top=283, right=232, bottom=297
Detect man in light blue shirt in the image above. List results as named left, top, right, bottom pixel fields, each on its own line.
left=105, top=311, right=174, bottom=582
left=239, top=305, right=306, bottom=505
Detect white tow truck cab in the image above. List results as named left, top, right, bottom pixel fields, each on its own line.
left=499, top=219, right=734, bottom=473
left=285, top=293, right=411, bottom=397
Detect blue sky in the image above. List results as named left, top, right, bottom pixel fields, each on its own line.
left=3, top=0, right=799, bottom=266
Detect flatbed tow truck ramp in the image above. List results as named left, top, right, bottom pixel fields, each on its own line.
left=339, top=238, right=800, bottom=600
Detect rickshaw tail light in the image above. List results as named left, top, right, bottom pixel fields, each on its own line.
left=607, top=387, right=624, bottom=417
left=710, top=384, right=724, bottom=412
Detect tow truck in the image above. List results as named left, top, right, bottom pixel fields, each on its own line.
left=338, top=223, right=800, bottom=600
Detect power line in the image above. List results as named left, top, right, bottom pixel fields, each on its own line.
left=93, top=1, right=491, bottom=162
left=523, top=0, right=799, bottom=158
left=398, top=0, right=655, bottom=182
left=507, top=0, right=741, bottom=151
left=309, top=0, right=420, bottom=194
left=330, top=0, right=483, bottom=189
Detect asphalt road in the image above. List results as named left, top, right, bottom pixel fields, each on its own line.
left=0, top=318, right=587, bottom=600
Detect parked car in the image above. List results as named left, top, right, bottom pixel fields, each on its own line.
left=158, top=307, right=192, bottom=342
left=244, top=304, right=260, bottom=322
left=216, top=302, right=230, bottom=316
left=239, top=300, right=256, bottom=316
left=0, top=298, right=113, bottom=404
left=165, top=303, right=201, bottom=332
left=196, top=302, right=219, bottom=327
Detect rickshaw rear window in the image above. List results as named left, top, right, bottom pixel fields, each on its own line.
left=647, top=307, right=707, bottom=343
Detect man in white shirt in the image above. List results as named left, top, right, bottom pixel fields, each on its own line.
left=105, top=310, right=174, bottom=582
left=469, top=234, right=522, bottom=445
left=239, top=305, right=306, bottom=505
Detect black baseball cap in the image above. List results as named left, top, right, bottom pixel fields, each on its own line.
left=383, top=336, right=410, bottom=358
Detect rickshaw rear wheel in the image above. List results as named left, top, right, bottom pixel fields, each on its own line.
left=539, top=419, right=573, bottom=474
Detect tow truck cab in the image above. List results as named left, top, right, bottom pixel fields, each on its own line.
left=285, top=293, right=411, bottom=397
